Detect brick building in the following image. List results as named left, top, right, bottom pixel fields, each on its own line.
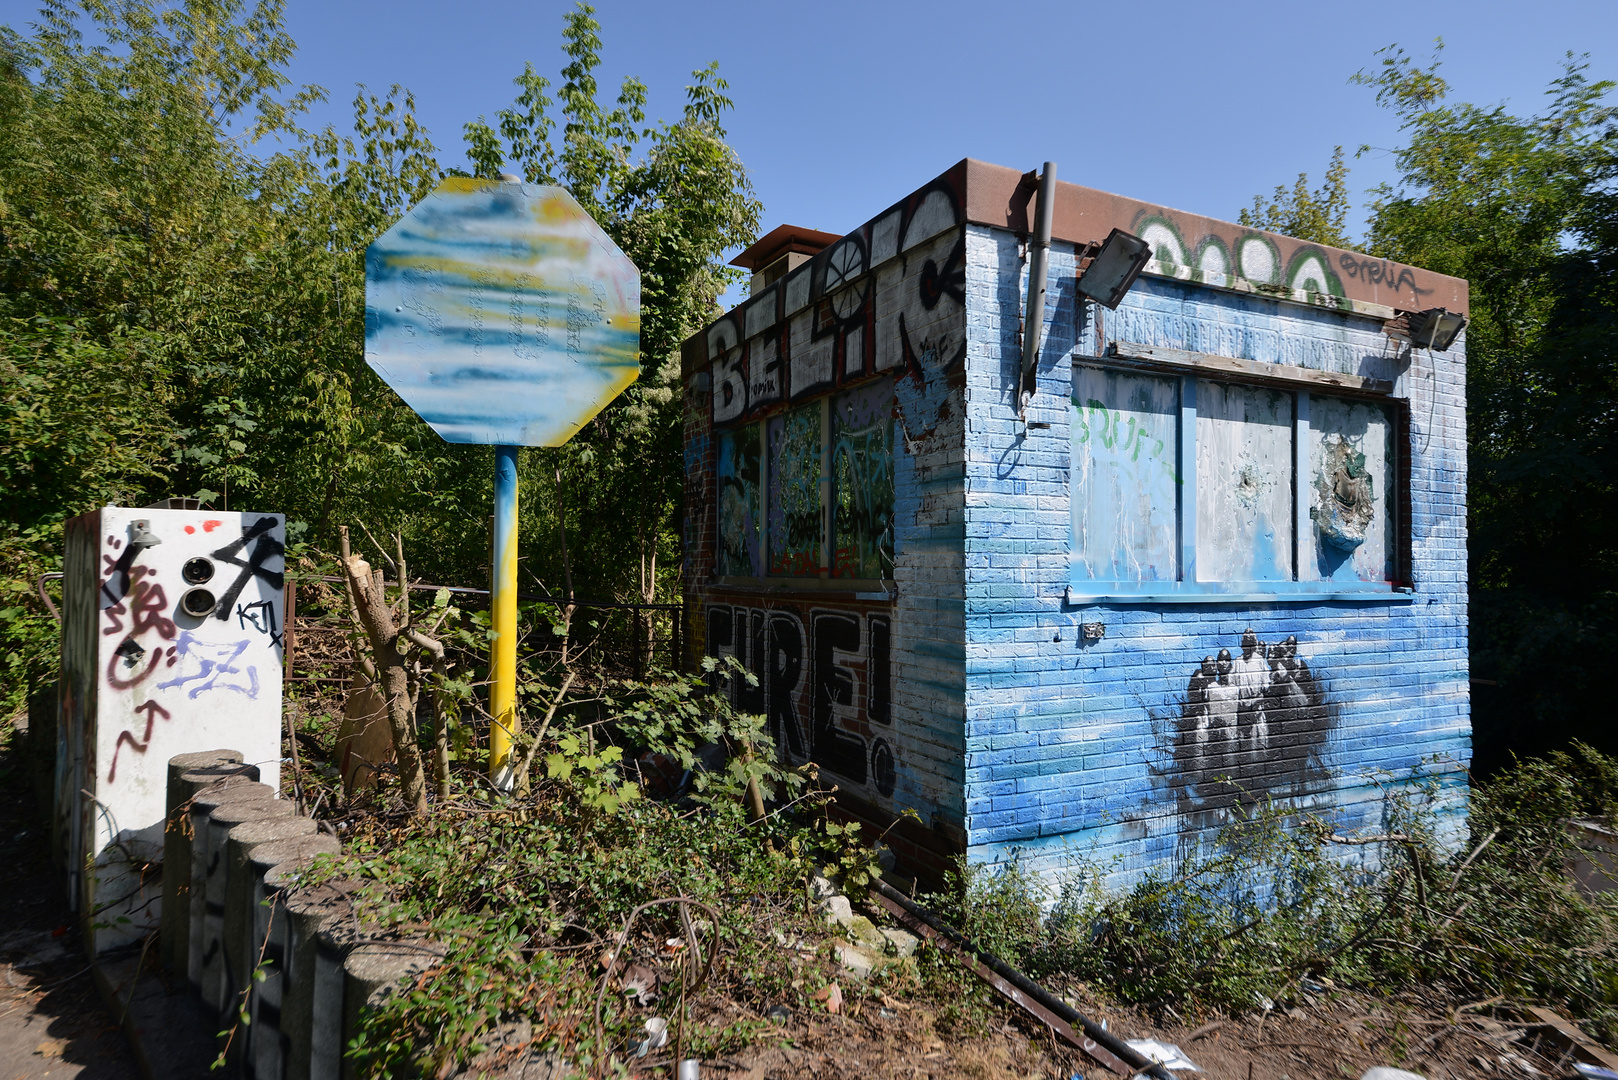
left=680, top=158, right=1470, bottom=887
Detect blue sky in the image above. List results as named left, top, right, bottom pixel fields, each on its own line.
left=6, top=0, right=1613, bottom=284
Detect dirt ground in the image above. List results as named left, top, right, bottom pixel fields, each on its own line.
left=0, top=710, right=1609, bottom=1080
left=695, top=980, right=1601, bottom=1080
left=0, top=725, right=140, bottom=1080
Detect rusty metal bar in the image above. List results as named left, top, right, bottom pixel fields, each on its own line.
left=870, top=879, right=1172, bottom=1080
left=288, top=573, right=680, bottom=611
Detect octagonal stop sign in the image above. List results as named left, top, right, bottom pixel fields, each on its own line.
left=364, top=177, right=641, bottom=446
left=363, top=177, right=640, bottom=787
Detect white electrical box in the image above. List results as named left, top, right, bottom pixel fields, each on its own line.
left=57, top=505, right=285, bottom=954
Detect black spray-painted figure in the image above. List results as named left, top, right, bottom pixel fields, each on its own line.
left=1174, top=627, right=1330, bottom=808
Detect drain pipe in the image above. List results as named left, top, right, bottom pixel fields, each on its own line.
left=871, top=878, right=1174, bottom=1080
left=1019, top=161, right=1057, bottom=420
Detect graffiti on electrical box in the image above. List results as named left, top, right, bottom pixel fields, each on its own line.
left=1162, top=627, right=1332, bottom=812
left=704, top=603, right=895, bottom=798
left=93, top=513, right=283, bottom=784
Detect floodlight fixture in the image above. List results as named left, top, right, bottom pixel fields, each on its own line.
left=1078, top=228, right=1153, bottom=310
left=1407, top=307, right=1467, bottom=352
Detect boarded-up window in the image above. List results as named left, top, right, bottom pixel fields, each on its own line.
left=1068, top=361, right=1407, bottom=598
left=1196, top=382, right=1294, bottom=582
left=716, top=424, right=762, bottom=577
left=1307, top=395, right=1395, bottom=584
left=1071, top=366, right=1179, bottom=582
left=832, top=381, right=895, bottom=579
left=768, top=404, right=823, bottom=577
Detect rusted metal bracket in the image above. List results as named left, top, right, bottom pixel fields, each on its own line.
left=869, top=889, right=1133, bottom=1076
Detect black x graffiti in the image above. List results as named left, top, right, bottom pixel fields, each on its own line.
left=210, top=516, right=284, bottom=620
left=236, top=598, right=284, bottom=650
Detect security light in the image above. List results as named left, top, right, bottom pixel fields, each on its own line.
left=1077, top=228, right=1152, bottom=310
left=1407, top=307, right=1467, bottom=351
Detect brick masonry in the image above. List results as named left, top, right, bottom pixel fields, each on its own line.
left=683, top=159, right=1469, bottom=891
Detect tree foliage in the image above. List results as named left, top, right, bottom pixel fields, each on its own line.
left=1352, top=43, right=1617, bottom=768
left=0, top=0, right=759, bottom=713
left=1238, top=145, right=1352, bottom=248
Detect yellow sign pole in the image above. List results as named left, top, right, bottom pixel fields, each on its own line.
left=489, top=445, right=520, bottom=786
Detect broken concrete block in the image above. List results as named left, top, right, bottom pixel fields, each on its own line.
left=810, top=872, right=838, bottom=901
left=833, top=942, right=876, bottom=979
left=880, top=927, right=919, bottom=958
left=844, top=915, right=887, bottom=952
left=822, top=895, right=854, bottom=927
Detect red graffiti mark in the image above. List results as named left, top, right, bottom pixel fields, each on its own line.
left=108, top=700, right=172, bottom=783
left=184, top=525, right=195, bottom=534
left=106, top=648, right=159, bottom=690
left=202, top=520, right=223, bottom=533
left=106, top=535, right=123, bottom=549
left=102, top=601, right=128, bottom=636
left=126, top=581, right=176, bottom=641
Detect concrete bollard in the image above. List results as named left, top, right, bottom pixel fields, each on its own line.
left=187, top=777, right=273, bottom=991
left=338, top=940, right=444, bottom=1080
left=280, top=882, right=359, bottom=1080
left=305, top=894, right=364, bottom=1080
left=248, top=836, right=343, bottom=1080
left=201, top=796, right=292, bottom=1013
left=220, top=816, right=319, bottom=1053
left=161, top=751, right=249, bottom=977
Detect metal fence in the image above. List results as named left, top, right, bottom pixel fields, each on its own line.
left=282, top=576, right=685, bottom=687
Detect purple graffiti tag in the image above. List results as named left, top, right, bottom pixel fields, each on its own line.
left=156, top=631, right=260, bottom=699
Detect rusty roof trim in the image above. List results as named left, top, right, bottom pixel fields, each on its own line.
left=729, top=224, right=844, bottom=271
left=960, top=158, right=1469, bottom=316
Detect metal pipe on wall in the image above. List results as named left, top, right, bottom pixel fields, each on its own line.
left=1019, top=161, right=1058, bottom=418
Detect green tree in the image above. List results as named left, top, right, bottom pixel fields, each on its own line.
left=1352, top=42, right=1618, bottom=768
left=1238, top=145, right=1352, bottom=247
left=0, top=0, right=758, bottom=713
left=461, top=7, right=760, bottom=616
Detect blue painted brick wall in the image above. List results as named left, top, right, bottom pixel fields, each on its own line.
left=960, top=224, right=1469, bottom=890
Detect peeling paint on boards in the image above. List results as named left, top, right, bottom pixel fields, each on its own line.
left=1197, top=381, right=1294, bottom=582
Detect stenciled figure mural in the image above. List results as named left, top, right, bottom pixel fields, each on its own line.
left=1168, top=627, right=1331, bottom=813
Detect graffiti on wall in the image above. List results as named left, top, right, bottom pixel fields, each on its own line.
left=1159, top=628, right=1332, bottom=814
left=704, top=177, right=965, bottom=435
left=766, top=405, right=823, bottom=577
left=704, top=603, right=895, bottom=798
left=1070, top=366, right=1181, bottom=582
left=1308, top=395, right=1395, bottom=583
left=1133, top=211, right=1433, bottom=307
left=93, top=513, right=284, bottom=786
left=832, top=380, right=896, bottom=579
left=715, top=425, right=761, bottom=577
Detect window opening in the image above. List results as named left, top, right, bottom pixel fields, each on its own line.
left=1069, top=363, right=1406, bottom=599
left=715, top=424, right=762, bottom=577
left=767, top=403, right=823, bottom=577
left=831, top=382, right=896, bottom=579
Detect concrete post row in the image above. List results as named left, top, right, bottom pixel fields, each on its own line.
left=161, top=751, right=435, bottom=1080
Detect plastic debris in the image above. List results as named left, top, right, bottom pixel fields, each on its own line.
left=1124, top=1039, right=1200, bottom=1071
left=1573, top=1065, right=1618, bottom=1080
left=631, top=1017, right=668, bottom=1058
left=1359, top=1069, right=1425, bottom=1080
left=677, top=1060, right=700, bottom=1080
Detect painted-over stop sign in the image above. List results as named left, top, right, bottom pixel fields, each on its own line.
left=364, top=178, right=641, bottom=446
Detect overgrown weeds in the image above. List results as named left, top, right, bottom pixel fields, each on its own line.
left=930, top=743, right=1618, bottom=1040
